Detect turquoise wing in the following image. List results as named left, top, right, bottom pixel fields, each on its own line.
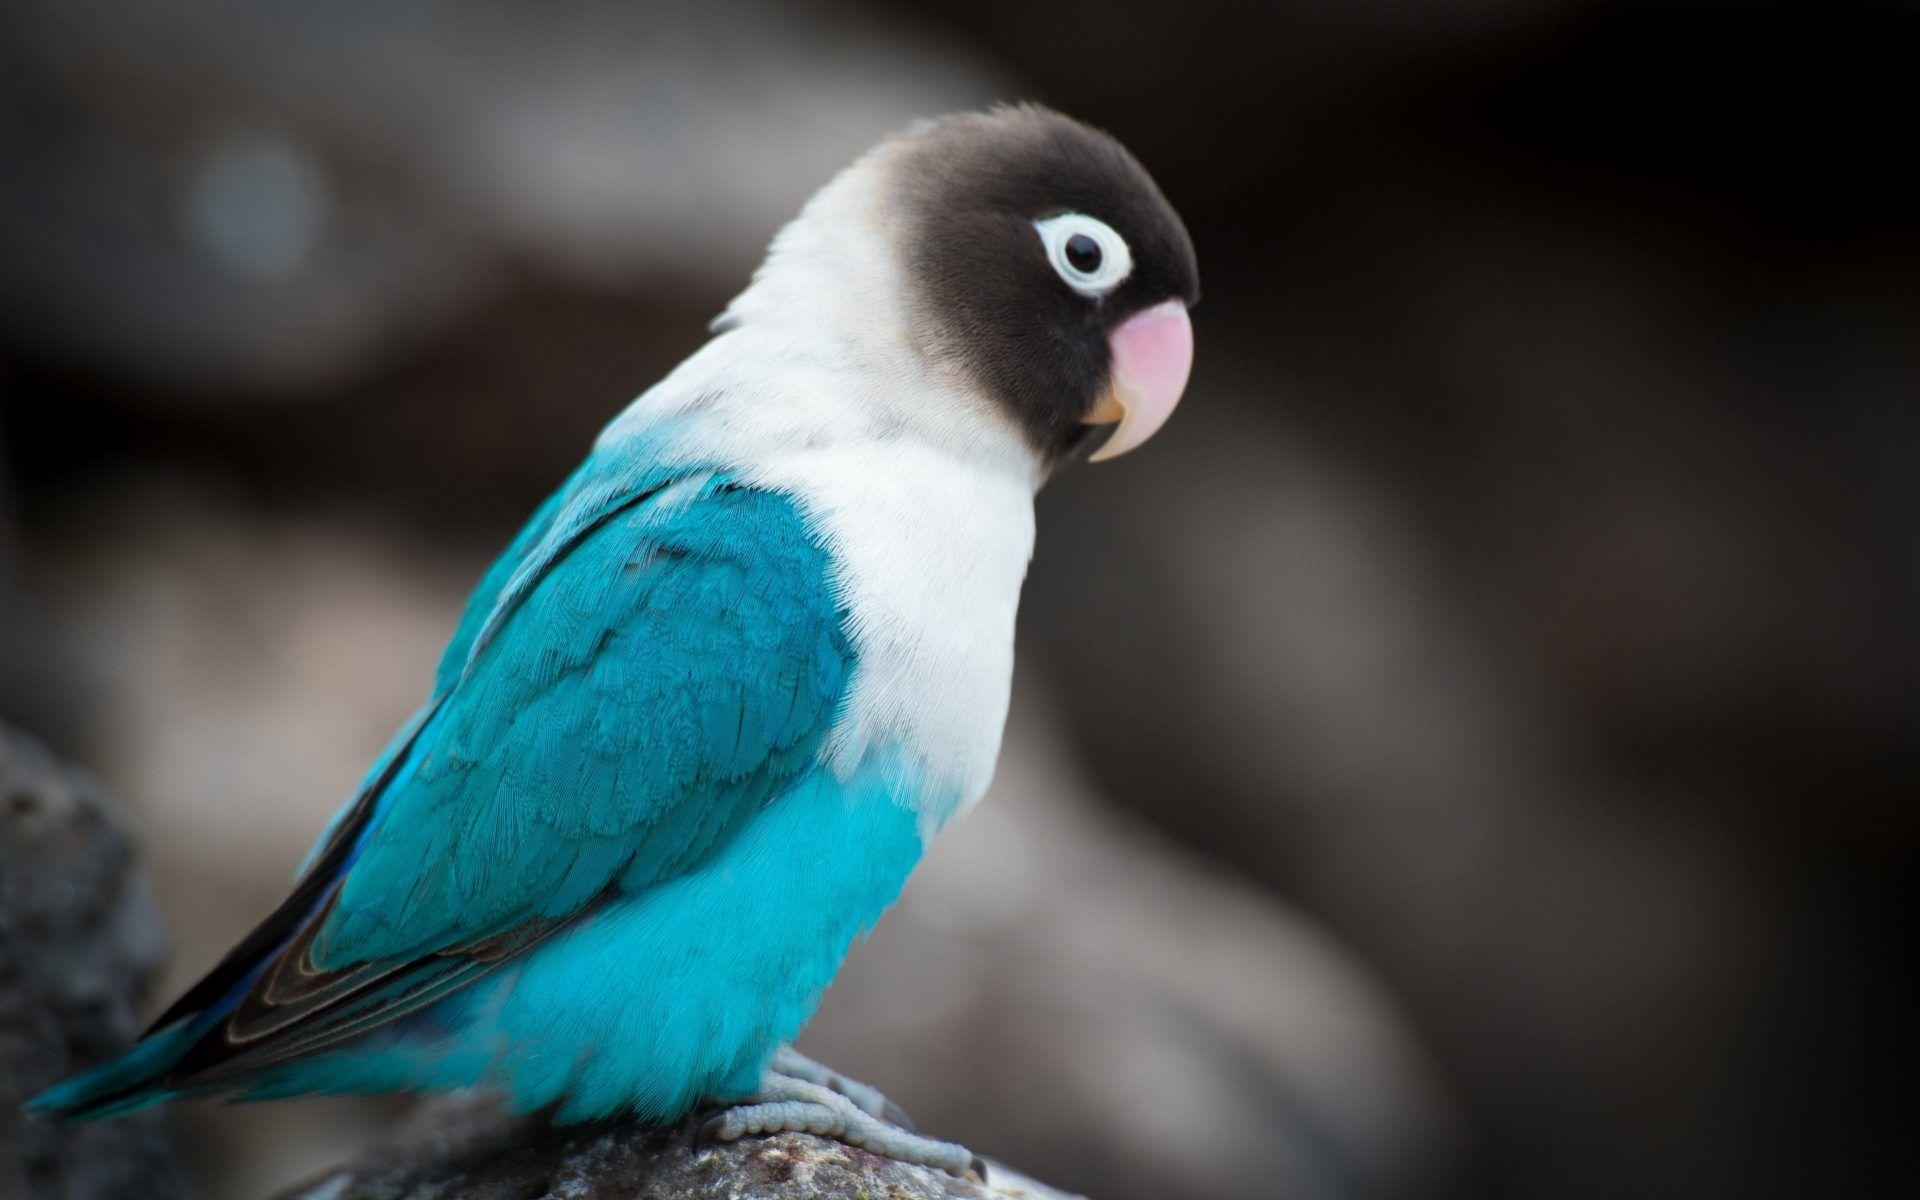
left=322, top=466, right=854, bottom=963
left=137, top=457, right=853, bottom=1092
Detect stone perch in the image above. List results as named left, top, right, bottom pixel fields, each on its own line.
left=276, top=1093, right=1078, bottom=1200
left=0, top=723, right=184, bottom=1200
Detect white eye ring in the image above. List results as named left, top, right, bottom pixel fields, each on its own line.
left=1034, top=212, right=1133, bottom=297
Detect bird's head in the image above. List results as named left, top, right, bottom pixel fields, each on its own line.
left=888, top=105, right=1200, bottom=468
left=714, top=105, right=1199, bottom=476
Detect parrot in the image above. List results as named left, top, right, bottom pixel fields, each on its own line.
left=29, top=104, right=1199, bottom=1177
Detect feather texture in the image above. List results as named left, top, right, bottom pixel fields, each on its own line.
left=325, top=462, right=850, bottom=965
left=31, top=449, right=857, bottom=1116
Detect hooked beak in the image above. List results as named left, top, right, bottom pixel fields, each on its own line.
left=1084, top=299, right=1194, bottom=462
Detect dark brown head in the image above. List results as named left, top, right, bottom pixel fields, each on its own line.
left=886, top=105, right=1200, bottom=466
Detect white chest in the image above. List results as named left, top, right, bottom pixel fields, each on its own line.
left=596, top=140, right=1046, bottom=824
left=760, top=439, right=1037, bottom=821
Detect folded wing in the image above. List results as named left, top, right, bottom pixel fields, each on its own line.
left=149, top=462, right=851, bottom=1093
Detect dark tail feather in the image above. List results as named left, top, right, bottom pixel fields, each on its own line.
left=31, top=709, right=440, bottom=1122
left=25, top=1022, right=204, bottom=1121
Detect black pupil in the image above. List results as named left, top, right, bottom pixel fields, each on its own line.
left=1064, top=233, right=1103, bottom=274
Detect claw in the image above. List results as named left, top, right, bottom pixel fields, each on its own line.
left=969, top=1154, right=990, bottom=1183
left=694, top=1112, right=737, bottom=1148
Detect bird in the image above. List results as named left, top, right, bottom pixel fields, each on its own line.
left=30, top=104, right=1199, bottom=1177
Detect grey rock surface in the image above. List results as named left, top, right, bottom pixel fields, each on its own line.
left=277, top=1093, right=1077, bottom=1200
left=0, top=723, right=184, bottom=1200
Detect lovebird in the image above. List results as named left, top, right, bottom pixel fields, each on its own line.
left=31, top=104, right=1199, bottom=1176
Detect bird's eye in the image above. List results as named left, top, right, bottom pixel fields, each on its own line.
left=1065, top=233, right=1102, bottom=273
left=1035, top=213, right=1133, bottom=297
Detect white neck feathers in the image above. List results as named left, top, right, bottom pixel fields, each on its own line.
left=599, top=149, right=1041, bottom=822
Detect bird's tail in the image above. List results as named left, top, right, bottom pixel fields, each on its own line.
left=24, top=1021, right=204, bottom=1121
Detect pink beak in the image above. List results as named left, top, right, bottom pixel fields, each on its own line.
left=1087, top=299, right=1194, bottom=462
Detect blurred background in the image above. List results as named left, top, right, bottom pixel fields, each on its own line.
left=2, top=1, right=1914, bottom=1197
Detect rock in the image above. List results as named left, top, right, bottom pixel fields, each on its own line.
left=0, top=723, right=185, bottom=1200
left=276, top=1093, right=1077, bottom=1200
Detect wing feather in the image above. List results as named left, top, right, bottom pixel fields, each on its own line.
left=150, top=460, right=851, bottom=1091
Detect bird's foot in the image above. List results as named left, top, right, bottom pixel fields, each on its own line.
left=769, top=1046, right=916, bottom=1130
left=698, top=1070, right=984, bottom=1181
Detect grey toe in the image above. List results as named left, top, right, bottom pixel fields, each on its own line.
left=702, top=1071, right=978, bottom=1179
left=882, top=1098, right=917, bottom=1132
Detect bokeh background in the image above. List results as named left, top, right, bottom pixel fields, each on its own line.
left=2, top=1, right=1914, bottom=1197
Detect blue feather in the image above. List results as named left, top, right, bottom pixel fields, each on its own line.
left=27, top=433, right=914, bottom=1123
left=235, top=758, right=932, bottom=1123
left=24, top=1022, right=202, bottom=1120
